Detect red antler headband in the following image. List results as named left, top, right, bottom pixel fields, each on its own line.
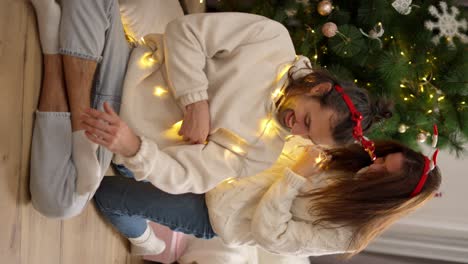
left=334, top=85, right=376, bottom=161
left=410, top=125, right=439, bottom=197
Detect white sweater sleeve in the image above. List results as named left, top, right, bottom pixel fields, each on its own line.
left=115, top=136, right=243, bottom=194
left=251, top=169, right=353, bottom=256
left=163, top=12, right=291, bottom=107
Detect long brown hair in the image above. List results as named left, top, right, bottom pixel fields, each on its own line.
left=284, top=67, right=394, bottom=145
left=303, top=140, right=442, bottom=257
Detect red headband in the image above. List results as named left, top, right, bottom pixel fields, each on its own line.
left=334, top=85, right=376, bottom=161
left=410, top=125, right=439, bottom=197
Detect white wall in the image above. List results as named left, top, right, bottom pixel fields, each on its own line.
left=366, top=145, right=468, bottom=263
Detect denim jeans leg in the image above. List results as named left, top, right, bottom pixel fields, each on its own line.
left=94, top=176, right=216, bottom=239
left=59, top=0, right=131, bottom=181
left=30, top=0, right=131, bottom=218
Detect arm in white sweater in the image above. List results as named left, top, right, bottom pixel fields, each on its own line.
left=117, top=136, right=244, bottom=194
left=251, top=169, right=353, bottom=256
left=163, top=12, right=291, bottom=107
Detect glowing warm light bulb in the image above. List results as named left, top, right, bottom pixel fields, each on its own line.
left=173, top=120, right=183, bottom=129
left=231, top=145, right=245, bottom=155
left=315, top=156, right=323, bottom=164
left=223, top=177, right=235, bottom=184
left=163, top=120, right=184, bottom=140
left=260, top=118, right=275, bottom=137
left=400, top=84, right=406, bottom=88
left=313, top=54, right=318, bottom=60
left=153, top=86, right=167, bottom=97
left=276, top=64, right=292, bottom=82
left=272, top=88, right=283, bottom=99
left=430, top=94, right=434, bottom=99
left=438, top=96, right=445, bottom=102
left=404, top=97, right=409, bottom=101
left=427, top=110, right=433, bottom=114
left=139, top=52, right=157, bottom=68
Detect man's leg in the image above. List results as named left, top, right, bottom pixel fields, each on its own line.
left=30, top=54, right=90, bottom=218
left=37, top=55, right=68, bottom=112
left=29, top=0, right=90, bottom=218
left=60, top=0, right=131, bottom=194
left=30, top=0, right=130, bottom=218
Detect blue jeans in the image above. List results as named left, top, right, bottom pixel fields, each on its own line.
left=94, top=170, right=216, bottom=239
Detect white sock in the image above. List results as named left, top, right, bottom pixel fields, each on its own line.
left=129, top=224, right=166, bottom=256
left=30, top=0, right=61, bottom=54
left=72, top=130, right=101, bottom=194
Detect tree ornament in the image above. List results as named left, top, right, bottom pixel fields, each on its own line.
left=424, top=1, right=468, bottom=48
left=359, top=22, right=385, bottom=48
left=417, top=132, right=427, bottom=143
left=285, top=8, right=297, bottom=17
left=317, top=0, right=333, bottom=16
left=392, top=0, right=413, bottom=15
left=322, top=22, right=338, bottom=38
left=398, top=124, right=408, bottom=133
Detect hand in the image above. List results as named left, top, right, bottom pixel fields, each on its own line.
left=80, top=102, right=141, bottom=157
left=291, top=146, right=326, bottom=178
left=178, top=100, right=210, bottom=144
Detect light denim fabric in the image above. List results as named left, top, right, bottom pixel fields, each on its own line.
left=30, top=0, right=131, bottom=219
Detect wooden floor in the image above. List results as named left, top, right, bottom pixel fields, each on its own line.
left=0, top=1, right=144, bottom=263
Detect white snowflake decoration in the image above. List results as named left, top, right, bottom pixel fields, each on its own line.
left=285, top=8, right=297, bottom=17
left=424, top=2, right=468, bottom=48
left=392, top=0, right=413, bottom=15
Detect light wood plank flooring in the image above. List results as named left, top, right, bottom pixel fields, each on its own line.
left=0, top=1, right=145, bottom=263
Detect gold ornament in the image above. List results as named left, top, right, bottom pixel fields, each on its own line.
left=322, top=22, right=338, bottom=38
left=417, top=132, right=427, bottom=143
left=317, top=0, right=333, bottom=16
left=398, top=124, right=408, bottom=133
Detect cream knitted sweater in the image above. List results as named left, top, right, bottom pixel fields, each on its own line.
left=114, top=13, right=300, bottom=194
left=206, top=166, right=355, bottom=257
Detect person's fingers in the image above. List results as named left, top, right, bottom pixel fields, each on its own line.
left=178, top=123, right=185, bottom=136
left=81, top=122, right=112, bottom=141
left=84, top=130, right=109, bottom=147
left=103, top=102, right=118, bottom=117
left=84, top=108, right=116, bottom=124
left=81, top=114, right=113, bottom=134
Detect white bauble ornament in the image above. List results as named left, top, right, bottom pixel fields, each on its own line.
left=398, top=124, right=408, bottom=133
left=417, top=132, right=427, bottom=143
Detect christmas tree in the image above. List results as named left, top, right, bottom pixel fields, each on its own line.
left=211, top=0, right=468, bottom=156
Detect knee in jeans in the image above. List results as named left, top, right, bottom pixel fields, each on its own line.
left=30, top=175, right=86, bottom=219
left=31, top=192, right=83, bottom=219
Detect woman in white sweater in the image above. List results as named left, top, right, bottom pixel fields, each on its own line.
left=94, top=139, right=442, bottom=257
